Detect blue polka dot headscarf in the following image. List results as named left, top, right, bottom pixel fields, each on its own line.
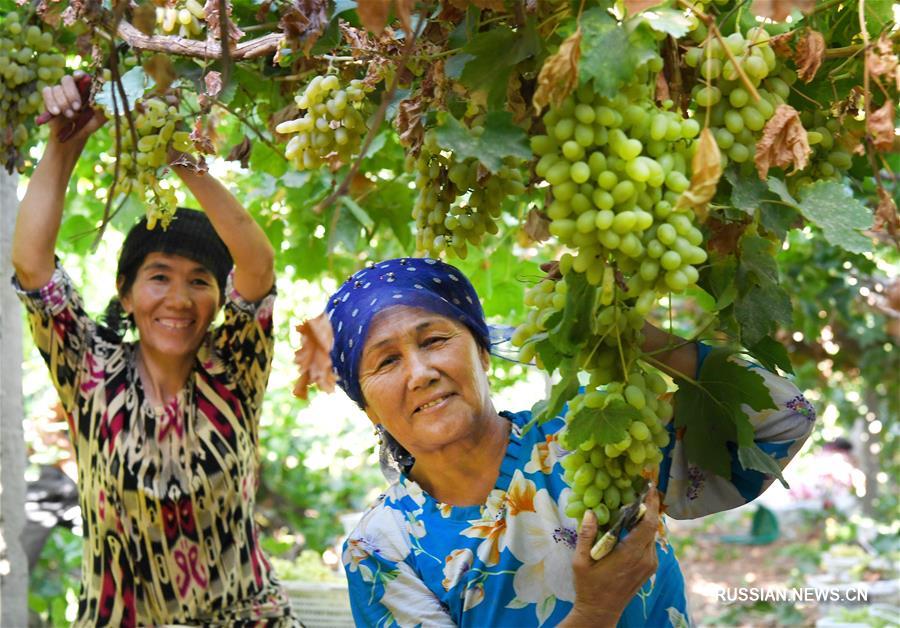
left=326, top=258, right=490, bottom=408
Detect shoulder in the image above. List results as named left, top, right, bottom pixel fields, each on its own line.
left=345, top=485, right=415, bottom=563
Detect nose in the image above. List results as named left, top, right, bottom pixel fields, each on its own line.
left=405, top=349, right=439, bottom=391
left=168, top=280, right=193, bottom=309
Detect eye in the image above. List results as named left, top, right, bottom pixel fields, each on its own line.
left=376, top=355, right=398, bottom=370
left=191, top=278, right=211, bottom=287
left=423, top=336, right=448, bottom=348
left=150, top=273, right=168, bottom=282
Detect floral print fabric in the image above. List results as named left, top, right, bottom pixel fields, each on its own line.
left=343, top=366, right=814, bottom=627
left=14, top=265, right=296, bottom=627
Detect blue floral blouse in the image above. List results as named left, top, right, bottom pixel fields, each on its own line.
left=342, top=359, right=816, bottom=627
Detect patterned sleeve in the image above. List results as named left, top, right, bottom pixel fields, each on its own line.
left=211, top=272, right=277, bottom=413
left=659, top=353, right=817, bottom=519
left=12, top=265, right=93, bottom=416
left=342, top=504, right=455, bottom=628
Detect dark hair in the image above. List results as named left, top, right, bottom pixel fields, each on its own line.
left=101, top=207, right=233, bottom=340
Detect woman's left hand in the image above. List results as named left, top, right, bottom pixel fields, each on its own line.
left=562, top=488, right=660, bottom=627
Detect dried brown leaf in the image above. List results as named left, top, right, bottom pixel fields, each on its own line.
left=132, top=3, right=157, bottom=35
left=655, top=71, right=670, bottom=104
left=754, top=104, right=811, bottom=180
left=796, top=29, right=825, bottom=83
left=357, top=0, right=391, bottom=35
left=750, top=0, right=814, bottom=21
left=706, top=217, right=747, bottom=256
left=524, top=208, right=551, bottom=243
left=770, top=32, right=793, bottom=58
left=143, top=54, right=176, bottom=92
left=873, top=186, right=900, bottom=238
left=226, top=136, right=252, bottom=168
left=293, top=313, right=337, bottom=400
left=532, top=27, right=582, bottom=113
left=868, top=100, right=896, bottom=153
left=394, top=0, right=414, bottom=33
left=204, top=71, right=223, bottom=98
left=190, top=117, right=216, bottom=155
left=675, top=127, right=721, bottom=222
left=624, top=0, right=664, bottom=14
left=204, top=0, right=245, bottom=44
left=867, top=34, right=899, bottom=90
left=507, top=73, right=530, bottom=126
left=395, top=97, right=425, bottom=152
left=279, top=0, right=329, bottom=54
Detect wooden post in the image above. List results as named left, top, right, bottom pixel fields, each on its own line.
left=0, top=168, right=28, bottom=627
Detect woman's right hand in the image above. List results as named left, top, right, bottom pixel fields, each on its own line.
left=562, top=487, right=661, bottom=628
left=41, top=72, right=105, bottom=145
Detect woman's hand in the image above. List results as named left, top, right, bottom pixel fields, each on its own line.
left=41, top=72, right=105, bottom=146
left=561, top=488, right=661, bottom=628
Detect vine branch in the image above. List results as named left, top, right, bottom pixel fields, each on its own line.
left=116, top=20, right=281, bottom=60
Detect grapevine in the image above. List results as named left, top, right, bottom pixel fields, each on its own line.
left=156, top=0, right=207, bottom=38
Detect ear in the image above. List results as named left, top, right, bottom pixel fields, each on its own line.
left=364, top=409, right=380, bottom=428
left=479, top=345, right=491, bottom=372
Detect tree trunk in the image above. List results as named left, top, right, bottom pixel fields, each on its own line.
left=0, top=168, right=27, bottom=627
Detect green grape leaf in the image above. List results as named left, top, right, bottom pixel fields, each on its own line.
left=565, top=401, right=638, bottom=449
left=640, top=8, right=692, bottom=38
left=530, top=367, right=579, bottom=426
left=704, top=255, right=737, bottom=310
left=745, top=335, right=794, bottom=375
left=249, top=141, right=288, bottom=179
left=737, top=235, right=778, bottom=286
left=796, top=181, right=873, bottom=254
left=580, top=9, right=657, bottom=97
left=766, top=177, right=798, bottom=206
left=95, top=67, right=151, bottom=113
left=726, top=167, right=770, bottom=215
left=738, top=444, right=789, bottom=489
left=735, top=283, right=793, bottom=346
left=547, top=272, right=597, bottom=358
left=433, top=111, right=531, bottom=173
left=457, top=23, right=539, bottom=108
left=674, top=348, right=778, bottom=480
left=340, top=197, right=374, bottom=231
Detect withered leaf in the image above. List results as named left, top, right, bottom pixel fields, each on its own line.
left=868, top=100, right=896, bottom=153
left=754, top=105, right=811, bottom=180
left=293, top=312, right=337, bottom=400
left=394, top=0, right=414, bottom=33
left=623, top=0, right=664, bottom=14
left=655, top=71, right=670, bottom=104
left=357, top=0, right=391, bottom=35
left=204, top=0, right=245, bottom=44
left=143, top=54, right=177, bottom=92
left=507, top=73, right=530, bottom=126
left=395, top=96, right=425, bottom=152
left=226, top=136, right=252, bottom=168
left=770, top=32, right=793, bottom=58
left=675, top=127, right=721, bottom=222
left=523, top=208, right=551, bottom=243
left=867, top=34, right=899, bottom=90
left=750, top=0, right=814, bottom=21
left=204, top=71, right=223, bottom=98
left=796, top=29, right=825, bottom=83
left=873, top=186, right=900, bottom=239
left=532, top=27, right=582, bottom=113
left=190, top=117, right=216, bottom=155
left=706, top=217, right=748, bottom=256
left=279, top=0, right=328, bottom=54
left=132, top=3, right=157, bottom=36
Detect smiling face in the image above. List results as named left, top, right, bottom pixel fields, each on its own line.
left=120, top=252, right=220, bottom=366
left=358, top=306, right=495, bottom=459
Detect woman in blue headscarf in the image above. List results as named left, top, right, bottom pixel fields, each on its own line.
left=325, top=258, right=815, bottom=627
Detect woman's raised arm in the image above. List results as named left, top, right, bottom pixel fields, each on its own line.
left=12, top=73, right=104, bottom=290
left=172, top=165, right=275, bottom=302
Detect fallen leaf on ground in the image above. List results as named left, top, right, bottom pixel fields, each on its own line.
left=754, top=105, right=811, bottom=180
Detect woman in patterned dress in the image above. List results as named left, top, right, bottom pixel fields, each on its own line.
left=322, top=258, right=816, bottom=627
left=12, top=75, right=298, bottom=626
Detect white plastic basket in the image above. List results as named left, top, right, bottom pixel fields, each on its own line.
left=283, top=580, right=355, bottom=628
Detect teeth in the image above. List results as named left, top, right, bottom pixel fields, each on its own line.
left=159, top=319, right=192, bottom=329
left=418, top=395, right=448, bottom=412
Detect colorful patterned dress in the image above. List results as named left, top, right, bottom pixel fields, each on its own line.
left=15, top=265, right=297, bottom=627
left=342, top=359, right=816, bottom=627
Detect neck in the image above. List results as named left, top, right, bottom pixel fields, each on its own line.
left=136, top=345, right=194, bottom=406
left=408, top=407, right=510, bottom=507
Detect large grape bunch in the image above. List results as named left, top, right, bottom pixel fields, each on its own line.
left=685, top=27, right=795, bottom=171
left=0, top=14, right=65, bottom=172
left=411, top=127, right=526, bottom=259
left=156, top=0, right=206, bottom=38
left=105, top=96, right=193, bottom=229
left=276, top=74, right=369, bottom=170
left=797, top=109, right=856, bottom=185
left=532, top=76, right=707, bottom=310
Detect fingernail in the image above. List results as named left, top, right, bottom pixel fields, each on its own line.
left=50, top=107, right=59, bottom=115
left=73, top=102, right=81, bottom=111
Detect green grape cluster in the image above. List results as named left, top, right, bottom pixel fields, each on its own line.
left=277, top=74, right=368, bottom=170
left=511, top=277, right=567, bottom=364
left=106, top=97, right=192, bottom=229
left=411, top=128, right=526, bottom=258
left=156, top=0, right=206, bottom=38
left=797, top=110, right=856, bottom=184
left=533, top=81, right=707, bottom=306
left=559, top=364, right=672, bottom=529
left=685, top=27, right=795, bottom=171
left=0, top=14, right=64, bottom=171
